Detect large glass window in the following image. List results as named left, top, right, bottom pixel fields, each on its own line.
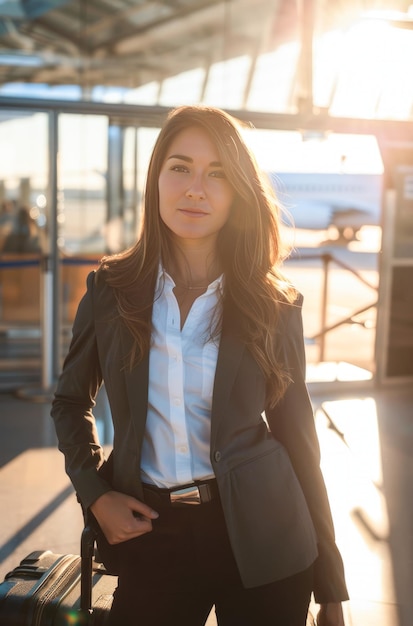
left=0, top=105, right=387, bottom=389
left=243, top=127, right=383, bottom=384
left=58, top=114, right=108, bottom=255
left=0, top=111, right=48, bottom=385
left=0, top=112, right=48, bottom=327
left=122, top=126, right=159, bottom=248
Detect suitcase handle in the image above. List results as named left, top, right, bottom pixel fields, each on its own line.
left=80, top=525, right=97, bottom=614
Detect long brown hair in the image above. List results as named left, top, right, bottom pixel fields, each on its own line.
left=101, top=105, right=297, bottom=406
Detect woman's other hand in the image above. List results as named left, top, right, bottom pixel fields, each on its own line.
left=90, top=490, right=159, bottom=544
left=316, top=602, right=345, bottom=626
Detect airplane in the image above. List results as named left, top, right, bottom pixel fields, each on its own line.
left=268, top=171, right=383, bottom=242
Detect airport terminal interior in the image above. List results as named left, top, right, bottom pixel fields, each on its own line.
left=1, top=1, right=413, bottom=624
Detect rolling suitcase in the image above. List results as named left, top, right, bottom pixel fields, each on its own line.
left=0, top=526, right=116, bottom=625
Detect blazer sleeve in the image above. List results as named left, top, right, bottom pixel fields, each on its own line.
left=51, top=270, right=112, bottom=511
left=266, top=294, right=349, bottom=603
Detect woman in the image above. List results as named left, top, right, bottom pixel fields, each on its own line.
left=52, top=105, right=348, bottom=625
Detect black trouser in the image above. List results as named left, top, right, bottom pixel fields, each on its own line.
left=98, top=489, right=313, bottom=626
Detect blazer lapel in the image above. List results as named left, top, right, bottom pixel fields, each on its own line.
left=120, top=322, right=150, bottom=445
left=210, top=305, right=245, bottom=444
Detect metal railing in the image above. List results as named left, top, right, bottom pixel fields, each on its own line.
left=0, top=254, right=99, bottom=395
left=1, top=251, right=379, bottom=392
left=288, top=251, right=378, bottom=362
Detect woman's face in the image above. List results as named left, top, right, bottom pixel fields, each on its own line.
left=158, top=126, right=234, bottom=249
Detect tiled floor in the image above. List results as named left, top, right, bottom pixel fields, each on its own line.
left=0, top=384, right=412, bottom=625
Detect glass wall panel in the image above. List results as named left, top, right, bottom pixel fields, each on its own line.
left=0, top=111, right=48, bottom=324
left=57, top=114, right=108, bottom=325
left=58, top=114, right=108, bottom=255
left=122, top=126, right=159, bottom=247
left=0, top=104, right=387, bottom=390
left=0, top=111, right=48, bottom=384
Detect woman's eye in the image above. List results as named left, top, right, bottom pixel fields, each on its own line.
left=171, top=164, right=189, bottom=173
left=210, top=170, right=226, bottom=179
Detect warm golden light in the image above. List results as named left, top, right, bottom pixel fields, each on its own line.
left=314, top=14, right=413, bottom=120
left=315, top=398, right=394, bottom=614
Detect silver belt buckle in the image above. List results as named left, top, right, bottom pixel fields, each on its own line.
left=170, top=485, right=201, bottom=506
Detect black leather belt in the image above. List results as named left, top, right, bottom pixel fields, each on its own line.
left=142, top=479, right=219, bottom=508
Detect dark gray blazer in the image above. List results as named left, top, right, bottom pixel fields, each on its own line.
left=51, top=270, right=348, bottom=602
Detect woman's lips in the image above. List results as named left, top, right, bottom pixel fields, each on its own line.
left=178, top=208, right=209, bottom=217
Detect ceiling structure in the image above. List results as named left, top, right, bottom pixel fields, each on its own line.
left=1, top=0, right=413, bottom=135
left=1, top=0, right=301, bottom=92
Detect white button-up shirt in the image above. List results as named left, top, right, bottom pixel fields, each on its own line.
left=140, top=267, right=223, bottom=488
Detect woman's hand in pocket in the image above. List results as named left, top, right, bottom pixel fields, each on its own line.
left=90, top=490, right=159, bottom=544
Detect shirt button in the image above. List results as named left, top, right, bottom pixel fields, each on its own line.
left=214, top=451, right=222, bottom=462
left=173, top=397, right=181, bottom=406
left=179, top=445, right=188, bottom=454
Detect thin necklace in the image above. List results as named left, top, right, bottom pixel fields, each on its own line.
left=174, top=282, right=209, bottom=291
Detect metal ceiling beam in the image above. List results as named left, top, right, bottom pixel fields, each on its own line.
left=111, top=0, right=271, bottom=57
left=1, top=96, right=412, bottom=141
left=80, top=0, right=164, bottom=38
left=112, top=2, right=226, bottom=56
left=93, top=0, right=226, bottom=54
left=295, top=0, right=315, bottom=115
left=242, top=0, right=283, bottom=108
